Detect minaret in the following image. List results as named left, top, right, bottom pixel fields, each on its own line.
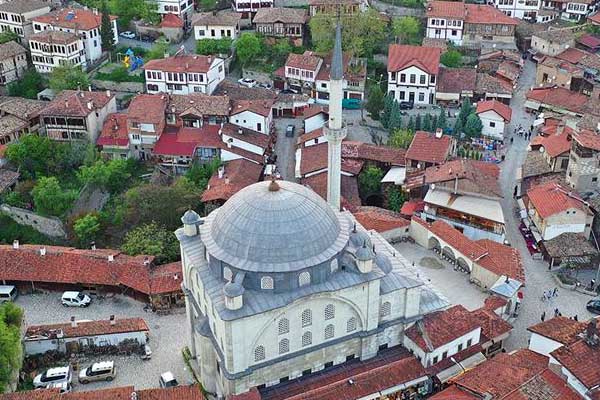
left=324, top=21, right=347, bottom=211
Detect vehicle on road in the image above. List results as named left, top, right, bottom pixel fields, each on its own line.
left=258, top=82, right=272, bottom=89
left=399, top=101, right=414, bottom=110
left=285, top=125, right=295, bottom=137
left=33, top=366, right=72, bottom=389
left=281, top=88, right=299, bottom=94
left=46, top=381, right=72, bottom=393
left=342, top=98, right=361, bottom=109
left=79, top=361, right=116, bottom=384
left=61, top=291, right=91, bottom=307
left=159, top=371, right=178, bottom=388
left=0, top=285, right=17, bottom=303
left=587, top=299, right=600, bottom=314
left=238, top=78, right=257, bottom=88
left=119, top=31, right=135, bottom=39
left=141, top=344, right=152, bottom=360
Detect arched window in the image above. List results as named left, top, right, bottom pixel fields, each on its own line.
left=380, top=301, right=391, bottom=318
left=278, top=318, right=289, bottom=335
left=347, top=317, right=357, bottom=332
left=254, top=345, right=265, bottom=361
left=223, top=267, right=233, bottom=282
left=279, top=338, right=289, bottom=354
left=261, top=276, right=274, bottom=290
left=298, top=271, right=311, bottom=286
left=324, top=324, right=335, bottom=340
left=301, top=309, right=312, bottom=327
left=324, top=304, right=335, bottom=320
left=302, top=331, right=312, bottom=347
left=330, top=259, right=338, bottom=273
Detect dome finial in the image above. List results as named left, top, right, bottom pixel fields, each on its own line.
left=268, top=176, right=280, bottom=192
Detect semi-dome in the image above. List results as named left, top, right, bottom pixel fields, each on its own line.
left=200, top=180, right=350, bottom=273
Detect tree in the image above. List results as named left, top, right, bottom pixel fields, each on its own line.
left=437, top=107, right=447, bottom=130
left=380, top=94, right=395, bottom=129
left=464, top=113, right=483, bottom=138
left=49, top=65, right=90, bottom=92
left=186, top=158, right=222, bottom=192
left=454, top=117, right=463, bottom=138
left=0, top=31, right=18, bottom=45
left=388, top=128, right=414, bottom=149
left=270, top=38, right=293, bottom=65
left=121, top=222, right=180, bottom=263
left=31, top=177, right=77, bottom=216
left=77, top=159, right=133, bottom=193
left=366, top=85, right=385, bottom=120
left=196, top=38, right=233, bottom=55
left=73, top=213, right=101, bottom=247
left=423, top=113, right=432, bottom=132
left=100, top=0, right=114, bottom=52
left=145, top=40, right=169, bottom=61
left=415, top=114, right=422, bottom=131
left=441, top=50, right=462, bottom=68
left=0, top=302, right=23, bottom=393
left=407, top=115, right=415, bottom=132
left=392, top=17, right=421, bottom=45
left=457, top=100, right=474, bottom=129
left=7, top=68, right=45, bottom=99
left=112, top=0, right=159, bottom=28
left=236, top=33, right=262, bottom=66
left=358, top=165, right=384, bottom=197
left=387, top=186, right=407, bottom=212
left=5, top=135, right=55, bottom=179
left=387, top=101, right=402, bottom=132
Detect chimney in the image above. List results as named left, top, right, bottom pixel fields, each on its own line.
left=91, top=242, right=96, bottom=250
left=435, top=128, right=443, bottom=138
left=218, top=166, right=225, bottom=179
left=238, top=127, right=243, bottom=135
left=108, top=254, right=114, bottom=262
left=70, top=316, right=77, bottom=328
left=212, top=10, right=217, bottom=15
left=131, top=392, right=137, bottom=400
left=65, top=100, right=69, bottom=108
left=163, top=52, right=170, bottom=59
left=109, top=315, right=116, bottom=325
left=225, top=176, right=230, bottom=185
left=40, top=247, right=46, bottom=256
left=12, top=240, right=19, bottom=249
left=93, top=8, right=98, bottom=14
left=227, top=139, right=232, bottom=148
left=87, top=101, right=93, bottom=110
left=106, top=90, right=111, bottom=97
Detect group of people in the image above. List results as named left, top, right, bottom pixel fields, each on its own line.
left=540, top=308, right=577, bottom=322
left=514, top=124, right=534, bottom=141
left=541, top=287, right=558, bottom=301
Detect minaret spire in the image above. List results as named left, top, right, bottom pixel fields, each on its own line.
left=324, top=18, right=347, bottom=211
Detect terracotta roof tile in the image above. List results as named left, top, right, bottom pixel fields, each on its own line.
left=25, top=318, right=149, bottom=340
left=465, top=3, right=518, bottom=25
left=97, top=113, right=129, bottom=147
left=470, top=308, right=512, bottom=342
left=526, top=87, right=589, bottom=114
left=145, top=55, right=218, bottom=74
left=527, top=182, right=590, bottom=218
left=414, top=217, right=489, bottom=260
left=41, top=90, right=114, bottom=117
left=286, top=51, right=322, bottom=71
left=556, top=47, right=588, bottom=64
left=406, top=131, right=453, bottom=164
left=253, top=7, right=307, bottom=24
left=388, top=45, right=441, bottom=75
left=168, top=93, right=231, bottom=117
left=353, top=206, right=410, bottom=233
left=476, top=100, right=512, bottom=122
left=429, top=385, right=479, bottom=399
left=299, top=142, right=364, bottom=176
left=160, top=13, right=184, bottom=28
left=0, top=389, right=61, bottom=400
left=202, top=159, right=263, bottom=203
left=573, top=129, right=600, bottom=151
left=527, top=316, right=589, bottom=345
left=551, top=328, right=600, bottom=390
left=476, top=73, right=513, bottom=95
left=484, top=295, right=508, bottom=311
left=425, top=1, right=466, bottom=18
left=400, top=200, right=424, bottom=216
left=589, top=12, right=600, bottom=24
left=437, top=67, right=477, bottom=94
left=230, top=99, right=273, bottom=117
left=30, top=30, right=79, bottom=45
left=301, top=173, right=361, bottom=209
left=0, top=0, right=50, bottom=14
left=32, top=8, right=116, bottom=31
left=424, top=159, right=501, bottom=197
left=535, top=125, right=572, bottom=157
left=475, top=239, right=525, bottom=283
left=149, top=262, right=184, bottom=294
left=303, top=105, right=328, bottom=119
left=0, top=96, right=48, bottom=121
left=342, top=141, right=406, bottom=166
left=0, top=41, right=26, bottom=60
left=153, top=125, right=223, bottom=156
left=578, top=34, right=600, bottom=49
left=193, top=11, right=242, bottom=26
left=297, top=128, right=323, bottom=146
left=221, top=123, right=271, bottom=149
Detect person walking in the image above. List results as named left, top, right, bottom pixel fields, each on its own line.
left=554, top=308, right=560, bottom=317
left=510, top=137, right=514, bottom=144
left=552, top=287, right=558, bottom=297
left=513, top=186, right=518, bottom=198
left=574, top=315, right=578, bottom=321
left=541, top=311, right=546, bottom=322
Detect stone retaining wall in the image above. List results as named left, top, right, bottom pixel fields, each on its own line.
left=0, top=204, right=67, bottom=238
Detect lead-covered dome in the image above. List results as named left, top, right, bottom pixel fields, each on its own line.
left=200, top=180, right=350, bottom=273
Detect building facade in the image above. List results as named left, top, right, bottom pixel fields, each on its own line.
left=193, top=11, right=242, bottom=41
left=29, top=31, right=85, bottom=73
left=155, top=0, right=194, bottom=29
left=0, top=0, right=51, bottom=45
left=0, top=41, right=27, bottom=85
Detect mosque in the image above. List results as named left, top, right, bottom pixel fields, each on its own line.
left=176, top=23, right=449, bottom=398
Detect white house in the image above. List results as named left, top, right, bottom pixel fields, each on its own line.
left=0, top=0, right=51, bottom=45
left=303, top=105, right=328, bottom=133
left=193, top=11, right=241, bottom=41
left=527, top=316, right=587, bottom=363
left=425, top=0, right=465, bottom=44
left=31, top=8, right=118, bottom=66
left=232, top=0, right=274, bottom=20
left=29, top=31, right=86, bottom=73
left=475, top=99, right=513, bottom=140
left=144, top=54, right=225, bottom=95
left=229, top=99, right=273, bottom=134
left=23, top=317, right=149, bottom=355
left=155, top=0, right=195, bottom=29
left=387, top=45, right=441, bottom=105
left=492, top=0, right=540, bottom=19
left=0, top=41, right=27, bottom=85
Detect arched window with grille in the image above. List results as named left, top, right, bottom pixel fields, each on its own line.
left=254, top=345, right=265, bottom=361
left=330, top=259, right=338, bottom=273
left=324, top=304, right=335, bottom=320
left=279, top=338, right=289, bottom=354
left=324, top=324, right=335, bottom=340
left=302, top=331, right=312, bottom=347
left=347, top=317, right=357, bottom=332
left=301, top=309, right=312, bottom=327
left=298, top=271, right=311, bottom=286
left=380, top=301, right=391, bottom=318
left=278, top=318, right=289, bottom=335
left=261, top=276, right=274, bottom=290
left=223, top=267, right=233, bottom=282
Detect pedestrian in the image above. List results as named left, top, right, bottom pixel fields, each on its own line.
left=530, top=124, right=533, bottom=132
left=513, top=186, right=518, bottom=198
left=541, top=311, right=546, bottom=322
left=574, top=315, right=578, bottom=321
left=554, top=308, right=559, bottom=317
left=552, top=287, right=558, bottom=297
left=541, top=291, right=547, bottom=301
left=510, top=137, right=514, bottom=144
left=558, top=312, right=562, bottom=317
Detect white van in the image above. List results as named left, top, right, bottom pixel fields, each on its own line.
left=61, top=291, right=91, bottom=307
left=33, top=366, right=72, bottom=388
left=0, top=285, right=17, bottom=303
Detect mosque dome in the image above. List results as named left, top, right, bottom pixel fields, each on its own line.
left=200, top=180, right=350, bottom=273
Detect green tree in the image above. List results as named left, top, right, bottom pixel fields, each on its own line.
left=196, top=38, right=233, bottom=55
left=380, top=94, right=395, bottom=129
left=432, top=114, right=438, bottom=131
left=358, top=165, right=384, bottom=198
left=199, top=0, right=218, bottom=10
left=458, top=100, right=474, bottom=127
left=112, top=0, right=159, bottom=27
left=423, top=113, right=432, bottom=132
left=387, top=186, right=407, bottom=212
left=392, top=16, right=421, bottom=45
left=0, top=302, right=23, bottom=393
left=387, top=101, right=402, bottom=132
left=388, top=128, right=414, bottom=149
left=73, top=213, right=101, bottom=247
left=100, top=0, right=114, bottom=52
left=186, top=158, right=222, bottom=191
left=5, top=135, right=54, bottom=179
left=454, top=117, right=463, bottom=138
left=415, top=114, right=422, bottom=131
left=49, top=64, right=90, bottom=92
left=236, top=33, right=262, bottom=66
left=0, top=31, right=18, bottom=45
left=366, top=84, right=384, bottom=120
left=437, top=107, right=447, bottom=130
left=31, top=177, right=77, bottom=216
left=145, top=40, right=169, bottom=61
left=121, top=222, right=180, bottom=263
left=77, top=159, right=133, bottom=193
left=464, top=113, right=483, bottom=138
left=270, top=39, right=293, bottom=65
left=7, top=68, right=45, bottom=99
left=440, top=50, right=462, bottom=68
left=407, top=115, right=415, bottom=132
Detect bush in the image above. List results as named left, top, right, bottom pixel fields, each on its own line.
left=196, top=38, right=233, bottom=55
left=95, top=66, right=145, bottom=83
left=121, top=222, right=180, bottom=263
left=441, top=50, right=463, bottom=68
left=0, top=302, right=24, bottom=392
left=7, top=69, right=45, bottom=99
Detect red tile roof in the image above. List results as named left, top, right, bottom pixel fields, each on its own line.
left=589, top=12, right=600, bottom=25
left=425, top=0, right=466, bottom=18
left=534, top=125, right=572, bottom=157
left=578, top=34, right=600, bottom=50
left=353, top=206, right=410, bottom=233
left=1, top=385, right=204, bottom=400
left=153, top=125, right=223, bottom=157
left=437, top=67, right=477, bottom=94
left=526, top=87, right=589, bottom=114
left=149, top=261, right=184, bottom=295
left=413, top=217, right=488, bottom=260
left=527, top=182, right=590, bottom=219
left=465, top=3, right=518, bottom=25
left=97, top=113, right=129, bottom=147
left=297, top=128, right=324, bottom=146
left=551, top=327, right=600, bottom=390
left=527, top=316, right=589, bottom=345
left=470, top=308, right=512, bottom=342
left=128, top=93, right=168, bottom=124
left=302, top=173, right=361, bottom=209
left=475, top=239, right=525, bottom=283
left=400, top=199, right=425, bottom=217
left=230, top=99, right=274, bottom=117
left=476, top=100, right=512, bottom=122
left=299, top=143, right=364, bottom=176
left=388, top=45, right=441, bottom=75
left=342, top=141, right=406, bottom=166
left=41, top=90, right=114, bottom=117
left=573, top=128, right=600, bottom=151
left=303, top=105, right=328, bottom=119
left=406, top=131, right=453, bottom=164
left=405, top=305, right=481, bottom=351
left=429, top=385, right=479, bottom=399
left=424, top=159, right=501, bottom=197
left=202, top=159, right=263, bottom=203
left=0, top=390, right=62, bottom=400
left=29, top=30, right=80, bottom=45
left=145, top=55, right=217, bottom=74
left=286, top=51, right=322, bottom=71
left=221, top=123, right=271, bottom=149
left=25, top=318, right=149, bottom=340
left=483, top=295, right=508, bottom=311
left=32, top=8, right=117, bottom=31
left=556, top=47, right=588, bottom=64
left=160, top=13, right=184, bottom=28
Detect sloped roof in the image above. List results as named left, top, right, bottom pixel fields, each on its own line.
left=32, top=8, right=116, bottom=31
left=413, top=217, right=488, bottom=260
left=543, top=232, right=598, bottom=259
left=424, top=159, right=501, bottom=197
left=526, top=87, right=589, bottom=114
left=160, top=13, right=184, bottom=28
left=475, top=239, right=525, bottom=283
left=41, top=90, right=114, bottom=117
left=302, top=173, right=361, bottom=210
left=388, top=44, right=441, bottom=75
left=528, top=316, right=589, bottom=345
left=0, top=0, right=50, bottom=14
left=476, top=100, right=512, bottom=122
left=153, top=125, right=223, bottom=156
left=425, top=0, right=465, bottom=18
left=168, top=93, right=231, bottom=117
left=286, top=51, right=322, bottom=71
left=534, top=125, right=572, bottom=157
left=201, top=159, right=264, bottom=203
left=230, top=99, right=274, bottom=117
left=299, top=142, right=364, bottom=175
left=145, top=55, right=218, bottom=74
left=353, top=206, right=410, bottom=233
left=465, top=3, right=518, bottom=25
left=253, top=7, right=307, bottom=24
left=97, top=113, right=129, bottom=147
left=193, top=11, right=242, bottom=26
left=0, top=40, right=26, bottom=60
left=128, top=93, right=168, bottom=124
left=25, top=318, right=149, bottom=340
left=527, top=181, right=591, bottom=218
left=30, top=30, right=80, bottom=45
left=437, top=67, right=477, bottom=94
left=406, top=131, right=453, bottom=164
left=551, top=330, right=600, bottom=390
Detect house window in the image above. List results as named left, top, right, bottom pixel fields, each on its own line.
left=279, top=338, right=289, bottom=354
left=324, top=324, right=334, bottom=340
left=147, top=84, right=159, bottom=91
left=420, top=75, right=426, bottom=84
left=325, top=304, right=335, bottom=320
left=198, top=29, right=205, bottom=36
left=490, top=121, right=496, bottom=127
left=399, top=91, right=405, bottom=100
left=347, top=317, right=357, bottom=332
left=330, top=259, right=338, bottom=272
left=410, top=74, right=416, bottom=84
left=380, top=301, right=391, bottom=317
left=458, top=343, right=463, bottom=352
left=400, top=73, right=406, bottom=83
left=261, top=276, right=274, bottom=289
left=302, top=331, right=312, bottom=346
left=442, top=351, right=448, bottom=359
left=418, top=92, right=425, bottom=102
left=254, top=345, right=265, bottom=361
left=593, top=177, right=598, bottom=182
left=467, top=339, right=473, bottom=347
left=298, top=271, right=310, bottom=286
left=433, top=356, right=438, bottom=364
left=302, top=309, right=312, bottom=327
left=278, top=318, right=289, bottom=335
left=257, top=122, right=262, bottom=132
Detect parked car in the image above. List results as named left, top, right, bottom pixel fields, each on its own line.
left=281, top=88, right=299, bottom=94
left=0, top=285, right=17, bottom=303
left=159, top=371, right=178, bottom=388
left=119, top=31, right=135, bottom=39
left=238, top=78, right=257, bottom=88
left=285, top=125, right=295, bottom=137
left=258, top=82, right=272, bottom=89
left=399, top=101, right=414, bottom=110
left=587, top=299, right=600, bottom=314
left=141, top=344, right=152, bottom=360
left=79, top=361, right=116, bottom=384
left=46, top=381, right=72, bottom=393
left=61, top=291, right=91, bottom=307
left=342, top=98, right=361, bottom=110
left=33, top=366, right=72, bottom=389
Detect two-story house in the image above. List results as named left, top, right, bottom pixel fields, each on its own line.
left=475, top=100, right=513, bottom=140
left=125, top=94, right=168, bottom=160
left=144, top=54, right=225, bottom=95
left=232, top=0, right=273, bottom=20
left=387, top=44, right=441, bottom=105
left=0, top=0, right=51, bottom=45
left=229, top=99, right=273, bottom=135
left=155, top=0, right=194, bottom=29
left=566, top=128, right=600, bottom=192
left=531, top=29, right=577, bottom=56
left=425, top=1, right=466, bottom=44
left=283, top=51, right=322, bottom=94
left=193, top=11, right=242, bottom=41
left=31, top=8, right=118, bottom=66
left=0, top=41, right=27, bottom=85
left=405, top=130, right=455, bottom=171
left=40, top=89, right=117, bottom=142
left=252, top=8, right=307, bottom=45
left=308, top=0, right=362, bottom=16
left=314, top=53, right=366, bottom=103
left=29, top=31, right=86, bottom=73
left=492, top=0, right=540, bottom=19
left=543, top=0, right=598, bottom=21
left=0, top=96, right=48, bottom=145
